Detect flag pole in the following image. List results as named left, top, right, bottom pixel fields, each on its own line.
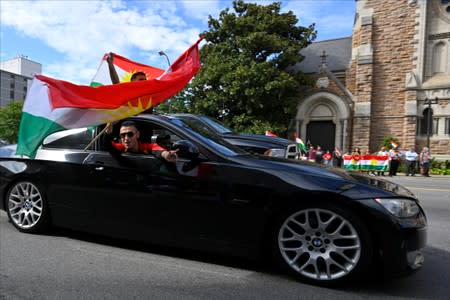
left=83, top=125, right=110, bottom=151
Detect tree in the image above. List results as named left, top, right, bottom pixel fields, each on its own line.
left=159, top=0, right=316, bottom=135
left=0, top=101, right=23, bottom=143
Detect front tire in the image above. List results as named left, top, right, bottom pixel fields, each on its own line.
left=6, top=181, right=50, bottom=233
left=273, top=203, right=373, bottom=284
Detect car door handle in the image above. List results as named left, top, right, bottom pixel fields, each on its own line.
left=86, top=161, right=105, bottom=171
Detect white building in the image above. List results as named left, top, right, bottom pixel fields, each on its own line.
left=0, top=55, right=41, bottom=107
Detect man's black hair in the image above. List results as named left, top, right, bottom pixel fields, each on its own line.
left=121, top=120, right=137, bottom=128
left=130, top=71, right=146, bottom=81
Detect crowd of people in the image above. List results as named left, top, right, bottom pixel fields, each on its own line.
left=300, top=144, right=432, bottom=177
left=300, top=145, right=340, bottom=166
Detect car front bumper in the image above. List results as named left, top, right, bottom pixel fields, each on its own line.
left=353, top=199, right=427, bottom=277
left=381, top=225, right=427, bottom=276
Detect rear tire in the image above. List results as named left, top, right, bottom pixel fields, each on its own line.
left=6, top=181, right=50, bottom=233
left=272, top=202, right=373, bottom=284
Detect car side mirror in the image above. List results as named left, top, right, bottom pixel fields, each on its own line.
left=171, top=140, right=199, bottom=159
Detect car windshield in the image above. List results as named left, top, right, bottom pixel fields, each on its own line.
left=198, top=116, right=234, bottom=134
left=167, top=117, right=247, bottom=156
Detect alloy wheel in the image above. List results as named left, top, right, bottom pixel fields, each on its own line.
left=8, top=182, right=44, bottom=229
left=278, top=208, right=361, bottom=281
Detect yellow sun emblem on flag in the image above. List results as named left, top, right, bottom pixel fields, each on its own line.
left=120, top=70, right=149, bottom=82
left=99, top=97, right=153, bottom=123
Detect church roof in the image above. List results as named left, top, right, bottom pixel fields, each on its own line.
left=295, top=37, right=352, bottom=74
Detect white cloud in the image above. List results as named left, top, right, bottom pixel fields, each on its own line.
left=180, top=0, right=223, bottom=22
left=1, top=0, right=203, bottom=83
left=1, top=0, right=355, bottom=83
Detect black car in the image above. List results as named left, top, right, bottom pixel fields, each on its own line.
left=0, top=114, right=427, bottom=284
left=169, top=113, right=298, bottom=159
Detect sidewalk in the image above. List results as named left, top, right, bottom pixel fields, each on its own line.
left=383, top=172, right=449, bottom=178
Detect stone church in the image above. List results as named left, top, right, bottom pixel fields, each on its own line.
left=294, top=0, right=450, bottom=159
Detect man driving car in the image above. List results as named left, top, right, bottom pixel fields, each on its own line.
left=112, top=121, right=177, bottom=162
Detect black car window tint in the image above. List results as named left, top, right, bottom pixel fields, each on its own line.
left=146, top=124, right=182, bottom=149
left=169, top=118, right=246, bottom=155
left=198, top=116, right=233, bottom=134
left=133, top=121, right=153, bottom=143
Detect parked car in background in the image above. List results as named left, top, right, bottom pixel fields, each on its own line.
left=0, top=114, right=427, bottom=285
left=169, top=113, right=298, bottom=159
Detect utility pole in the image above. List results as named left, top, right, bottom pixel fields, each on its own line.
left=158, top=51, right=171, bottom=67
left=424, top=97, right=438, bottom=150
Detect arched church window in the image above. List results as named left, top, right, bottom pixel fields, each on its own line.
left=432, top=42, right=446, bottom=74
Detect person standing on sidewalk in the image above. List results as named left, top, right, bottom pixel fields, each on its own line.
left=315, top=145, right=324, bottom=164
left=419, top=147, right=431, bottom=177
left=323, top=150, right=332, bottom=165
left=376, top=146, right=389, bottom=176
left=388, top=148, right=400, bottom=176
left=307, top=145, right=316, bottom=162
left=405, top=148, right=418, bottom=176
left=333, top=147, right=342, bottom=167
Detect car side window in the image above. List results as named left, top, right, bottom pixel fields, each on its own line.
left=42, top=128, right=96, bottom=150
left=141, top=122, right=183, bottom=151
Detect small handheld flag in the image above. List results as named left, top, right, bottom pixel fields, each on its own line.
left=265, top=131, right=278, bottom=137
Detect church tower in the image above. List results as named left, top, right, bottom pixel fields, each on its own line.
left=348, top=0, right=449, bottom=155
left=294, top=0, right=449, bottom=158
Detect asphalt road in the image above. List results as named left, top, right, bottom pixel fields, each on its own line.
left=1, top=175, right=449, bottom=300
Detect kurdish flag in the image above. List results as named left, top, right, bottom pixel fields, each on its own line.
left=343, top=154, right=389, bottom=171
left=16, top=37, right=202, bottom=158
left=90, top=53, right=164, bottom=86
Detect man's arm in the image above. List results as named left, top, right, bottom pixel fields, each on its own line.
left=106, top=52, right=120, bottom=84
left=104, top=53, right=120, bottom=132
left=142, top=143, right=178, bottom=162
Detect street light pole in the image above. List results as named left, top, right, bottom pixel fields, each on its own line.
left=158, top=51, right=171, bottom=66
left=424, top=97, right=438, bottom=150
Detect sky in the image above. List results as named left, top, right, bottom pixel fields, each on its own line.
left=0, top=0, right=355, bottom=84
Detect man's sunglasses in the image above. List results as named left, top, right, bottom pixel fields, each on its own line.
left=120, top=131, right=135, bottom=138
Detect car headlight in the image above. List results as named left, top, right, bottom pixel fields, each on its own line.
left=375, top=198, right=420, bottom=218
left=267, top=148, right=286, bottom=157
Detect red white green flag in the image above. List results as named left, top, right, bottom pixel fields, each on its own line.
left=293, top=133, right=307, bottom=152
left=343, top=154, right=389, bottom=171
left=265, top=130, right=277, bottom=137
left=90, top=53, right=164, bottom=87
left=16, top=37, right=202, bottom=158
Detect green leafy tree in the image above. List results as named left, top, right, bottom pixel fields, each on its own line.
left=158, top=0, right=316, bottom=135
left=0, top=101, right=23, bottom=143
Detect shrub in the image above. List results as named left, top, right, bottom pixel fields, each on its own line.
left=429, top=158, right=449, bottom=175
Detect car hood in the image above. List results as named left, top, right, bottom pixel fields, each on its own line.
left=221, top=132, right=293, bottom=147
left=231, top=155, right=416, bottom=199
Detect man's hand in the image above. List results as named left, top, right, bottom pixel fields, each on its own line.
left=106, top=52, right=113, bottom=64
left=105, top=122, right=114, bottom=134
left=106, top=52, right=120, bottom=84
left=161, top=150, right=178, bottom=162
